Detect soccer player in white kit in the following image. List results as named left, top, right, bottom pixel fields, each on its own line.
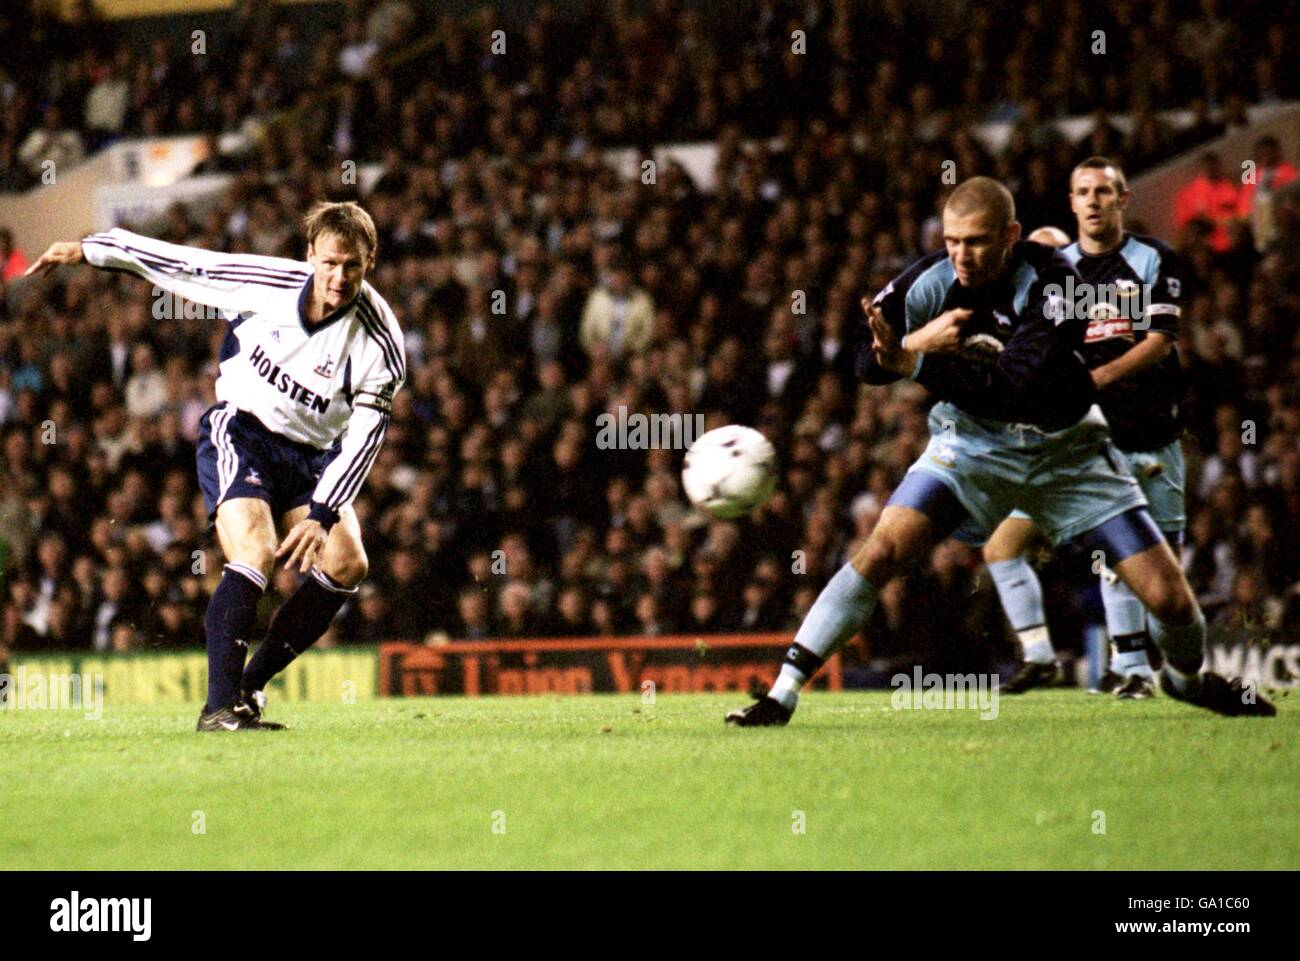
left=27, top=201, right=405, bottom=730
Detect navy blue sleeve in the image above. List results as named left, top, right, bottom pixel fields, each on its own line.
left=853, top=276, right=908, bottom=386
left=854, top=253, right=948, bottom=386
left=1144, top=239, right=1185, bottom=339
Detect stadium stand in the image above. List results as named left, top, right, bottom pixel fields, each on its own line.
left=2, top=0, right=1298, bottom=684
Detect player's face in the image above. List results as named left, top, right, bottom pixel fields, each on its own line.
left=1070, top=167, right=1127, bottom=243
left=943, top=209, right=1019, bottom=288
left=308, top=232, right=373, bottom=312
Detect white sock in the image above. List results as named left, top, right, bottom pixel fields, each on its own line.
left=987, top=558, right=1055, bottom=664
left=768, top=563, right=878, bottom=709
left=1101, top=566, right=1153, bottom=677
left=770, top=672, right=802, bottom=708
left=1112, top=646, right=1154, bottom=678
left=1018, top=625, right=1054, bottom=665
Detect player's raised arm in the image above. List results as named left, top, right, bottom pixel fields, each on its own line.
left=854, top=252, right=950, bottom=385
left=30, top=227, right=310, bottom=318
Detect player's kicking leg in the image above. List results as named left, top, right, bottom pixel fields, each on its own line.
left=1084, top=509, right=1275, bottom=717
left=237, top=504, right=368, bottom=723
left=197, top=497, right=288, bottom=731
left=727, top=471, right=966, bottom=726
left=726, top=504, right=934, bottom=725
left=983, top=514, right=1061, bottom=694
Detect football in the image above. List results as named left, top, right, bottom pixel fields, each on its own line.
left=681, top=425, right=778, bottom=519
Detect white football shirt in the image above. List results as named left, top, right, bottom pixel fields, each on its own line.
left=82, top=228, right=405, bottom=525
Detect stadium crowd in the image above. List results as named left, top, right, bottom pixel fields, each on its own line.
left=3, top=0, right=1298, bottom=193
left=2, top=0, right=1299, bottom=676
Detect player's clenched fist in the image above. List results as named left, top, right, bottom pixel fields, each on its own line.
left=903, top=308, right=972, bottom=354
left=25, top=240, right=85, bottom=277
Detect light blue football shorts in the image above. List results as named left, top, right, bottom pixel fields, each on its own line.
left=1001, top=437, right=1184, bottom=535
left=910, top=401, right=1149, bottom=548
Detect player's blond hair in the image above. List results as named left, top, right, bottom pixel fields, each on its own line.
left=945, top=177, right=1017, bottom=231
left=303, top=201, right=378, bottom=258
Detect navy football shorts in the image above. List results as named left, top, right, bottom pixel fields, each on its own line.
left=196, top=402, right=341, bottom=524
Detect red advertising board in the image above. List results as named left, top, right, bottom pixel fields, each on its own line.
left=378, top=633, right=842, bottom=697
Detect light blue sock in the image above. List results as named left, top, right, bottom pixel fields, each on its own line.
left=1100, top=567, right=1153, bottom=677
left=1149, top=606, right=1206, bottom=686
left=987, top=557, right=1054, bottom=664
left=769, top=563, right=877, bottom=708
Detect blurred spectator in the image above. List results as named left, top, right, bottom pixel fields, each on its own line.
left=92, top=568, right=137, bottom=652
left=124, top=344, right=168, bottom=420
left=338, top=18, right=379, bottom=79
left=634, top=593, right=667, bottom=637
left=547, top=586, right=592, bottom=637
left=580, top=254, right=654, bottom=361
left=0, top=229, right=29, bottom=281
left=737, top=580, right=782, bottom=630
left=111, top=621, right=137, bottom=653
left=84, top=48, right=131, bottom=142
left=1198, top=428, right=1261, bottom=500
left=686, top=592, right=722, bottom=633
left=339, top=583, right=388, bottom=645
left=17, top=106, right=84, bottom=181
left=1176, top=152, right=1244, bottom=253
left=1238, top=136, right=1297, bottom=252
left=497, top=581, right=538, bottom=638
left=1211, top=567, right=1282, bottom=641
left=456, top=590, right=492, bottom=641
left=381, top=547, right=436, bottom=641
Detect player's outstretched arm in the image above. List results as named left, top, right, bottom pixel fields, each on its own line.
left=74, top=228, right=309, bottom=318
left=23, top=240, right=85, bottom=277
left=855, top=253, right=954, bottom=386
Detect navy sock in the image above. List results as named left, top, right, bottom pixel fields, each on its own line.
left=204, top=563, right=267, bottom=711
left=242, top=568, right=354, bottom=692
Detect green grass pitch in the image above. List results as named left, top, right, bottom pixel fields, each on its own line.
left=3, top=691, right=1296, bottom=870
